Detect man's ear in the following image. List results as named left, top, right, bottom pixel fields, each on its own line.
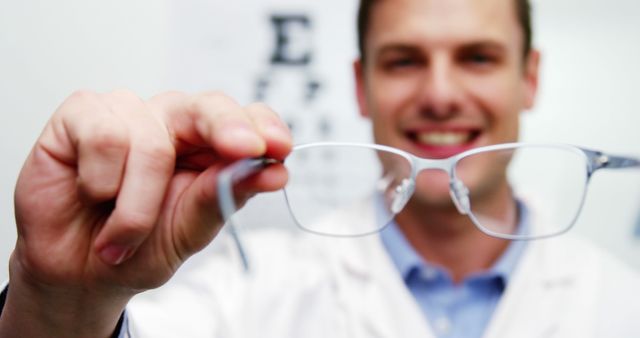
left=523, top=49, right=541, bottom=110
left=353, top=59, right=370, bottom=118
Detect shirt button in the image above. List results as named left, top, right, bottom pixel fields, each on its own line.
left=434, top=316, right=452, bottom=335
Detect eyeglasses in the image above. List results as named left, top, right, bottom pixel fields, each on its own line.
left=217, top=142, right=640, bottom=269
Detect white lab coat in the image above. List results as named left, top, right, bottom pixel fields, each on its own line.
left=128, top=200, right=640, bottom=338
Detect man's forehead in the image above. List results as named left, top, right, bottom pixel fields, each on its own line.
left=367, top=0, right=522, bottom=52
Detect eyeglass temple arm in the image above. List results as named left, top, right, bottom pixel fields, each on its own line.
left=583, top=149, right=640, bottom=172
left=217, top=157, right=279, bottom=272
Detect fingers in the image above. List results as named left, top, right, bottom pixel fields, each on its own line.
left=170, top=162, right=289, bottom=257
left=75, top=118, right=129, bottom=202
left=148, top=91, right=293, bottom=258
left=93, top=90, right=175, bottom=265
left=46, top=89, right=292, bottom=266
left=232, top=163, right=290, bottom=200
left=53, top=91, right=130, bottom=203
left=150, top=91, right=292, bottom=160
left=244, top=102, right=292, bottom=160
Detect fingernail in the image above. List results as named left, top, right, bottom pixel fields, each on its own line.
left=228, top=127, right=265, bottom=152
left=263, top=124, right=291, bottom=143
left=99, top=244, right=133, bottom=265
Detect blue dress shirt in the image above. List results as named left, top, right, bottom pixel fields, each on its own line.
left=379, top=205, right=529, bottom=338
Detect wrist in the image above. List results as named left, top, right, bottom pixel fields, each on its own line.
left=0, top=255, right=132, bottom=338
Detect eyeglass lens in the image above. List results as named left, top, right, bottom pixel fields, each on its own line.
left=284, top=144, right=413, bottom=236
left=455, top=145, right=589, bottom=238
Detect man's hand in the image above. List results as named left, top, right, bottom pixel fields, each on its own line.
left=0, top=90, right=292, bottom=338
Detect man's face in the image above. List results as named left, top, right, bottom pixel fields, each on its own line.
left=355, top=0, right=539, bottom=207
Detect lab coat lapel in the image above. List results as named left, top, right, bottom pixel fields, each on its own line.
left=482, top=236, right=598, bottom=338
left=317, top=198, right=436, bottom=338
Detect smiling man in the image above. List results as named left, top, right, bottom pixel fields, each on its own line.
left=0, top=0, right=639, bottom=337
left=353, top=0, right=539, bottom=334
left=354, top=0, right=539, bottom=282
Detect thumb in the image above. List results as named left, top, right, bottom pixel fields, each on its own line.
left=170, top=163, right=288, bottom=259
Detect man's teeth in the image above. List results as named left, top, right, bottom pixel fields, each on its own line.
left=417, top=132, right=469, bottom=146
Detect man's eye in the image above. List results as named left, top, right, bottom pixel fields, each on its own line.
left=385, top=58, right=420, bottom=70
left=462, top=53, right=496, bottom=65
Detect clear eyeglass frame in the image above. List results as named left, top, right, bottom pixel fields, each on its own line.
left=217, top=142, right=640, bottom=271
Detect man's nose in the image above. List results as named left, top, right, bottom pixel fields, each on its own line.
left=417, top=58, right=463, bottom=120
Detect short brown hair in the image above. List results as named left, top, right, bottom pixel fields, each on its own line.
left=357, top=0, right=533, bottom=61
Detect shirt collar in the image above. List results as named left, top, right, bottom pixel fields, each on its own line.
left=379, top=199, right=529, bottom=285
left=487, top=202, right=529, bottom=284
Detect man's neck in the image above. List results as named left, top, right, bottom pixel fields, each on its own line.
left=394, top=197, right=518, bottom=284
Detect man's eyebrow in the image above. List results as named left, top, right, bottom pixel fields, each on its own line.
left=458, top=41, right=508, bottom=53
left=373, top=40, right=509, bottom=57
left=374, top=44, right=422, bottom=57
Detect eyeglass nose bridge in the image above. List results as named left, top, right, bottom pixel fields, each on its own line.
left=412, top=156, right=470, bottom=215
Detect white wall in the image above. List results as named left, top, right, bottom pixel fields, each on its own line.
left=527, top=0, right=640, bottom=267
left=0, top=0, right=638, bottom=282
